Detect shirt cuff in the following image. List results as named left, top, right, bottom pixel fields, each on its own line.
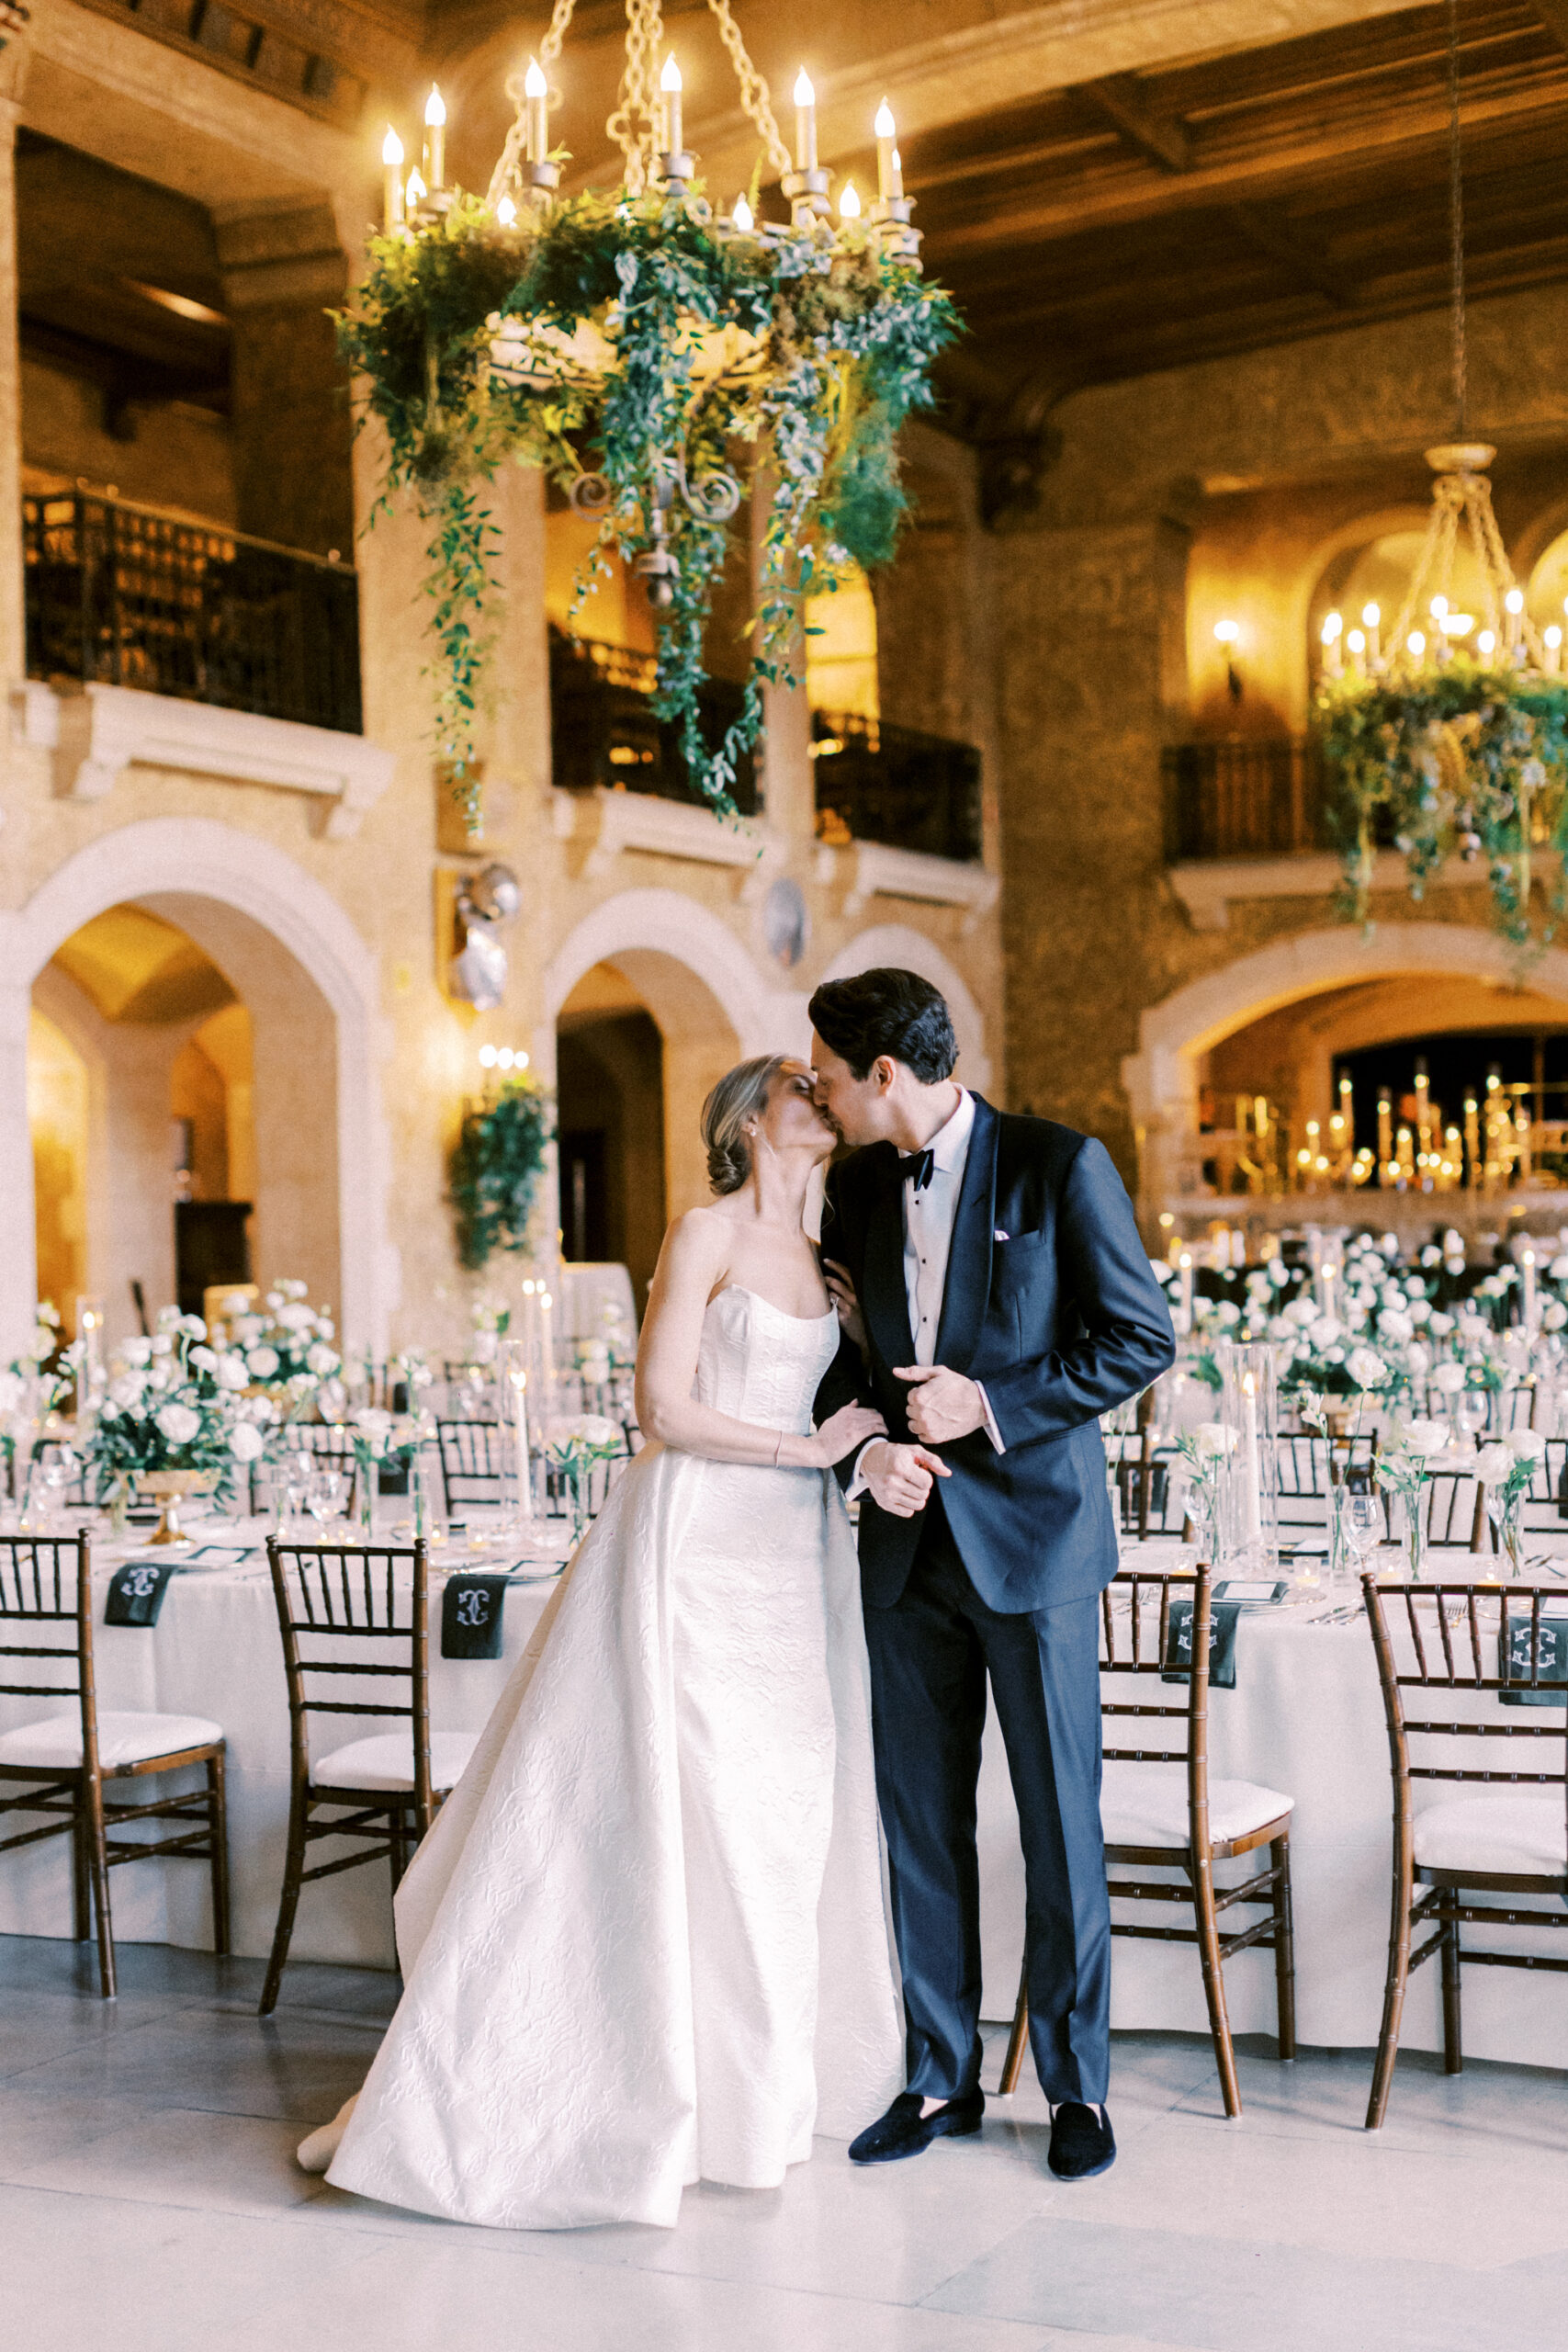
left=846, top=1437, right=882, bottom=1502
left=976, top=1382, right=1005, bottom=1455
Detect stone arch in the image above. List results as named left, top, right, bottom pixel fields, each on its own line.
left=0, top=819, right=389, bottom=1354
left=1122, top=922, right=1568, bottom=1213
left=814, top=923, right=993, bottom=1092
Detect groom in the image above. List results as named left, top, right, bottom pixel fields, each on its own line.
left=809, top=968, right=1175, bottom=2181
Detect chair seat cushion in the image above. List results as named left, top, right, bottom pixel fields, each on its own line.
left=1413, top=1795, right=1568, bottom=1878
left=1100, top=1758, right=1294, bottom=1849
left=312, top=1730, right=478, bottom=1794
left=0, top=1711, right=223, bottom=1770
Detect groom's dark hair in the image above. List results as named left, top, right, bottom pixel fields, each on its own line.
left=808, top=967, right=957, bottom=1084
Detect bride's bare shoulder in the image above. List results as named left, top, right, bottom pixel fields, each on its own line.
left=654, top=1205, right=732, bottom=1286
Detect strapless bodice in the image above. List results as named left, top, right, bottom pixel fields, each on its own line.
left=694, top=1286, right=839, bottom=1436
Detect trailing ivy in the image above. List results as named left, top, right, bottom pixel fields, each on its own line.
left=337, top=187, right=960, bottom=828
left=449, top=1076, right=555, bottom=1272
left=1315, top=659, right=1568, bottom=953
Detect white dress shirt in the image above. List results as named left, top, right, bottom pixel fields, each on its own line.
left=848, top=1087, right=1004, bottom=1496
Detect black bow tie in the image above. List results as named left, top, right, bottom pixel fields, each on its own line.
left=897, top=1148, right=935, bottom=1193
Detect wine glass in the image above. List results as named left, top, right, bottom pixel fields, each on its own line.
left=1456, top=1390, right=1488, bottom=1450
left=305, top=1466, right=344, bottom=1535
left=280, top=1447, right=314, bottom=1533
left=1340, top=1491, right=1383, bottom=1592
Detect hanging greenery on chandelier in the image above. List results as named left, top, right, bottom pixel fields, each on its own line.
left=1313, top=0, right=1568, bottom=954
left=338, top=0, right=960, bottom=834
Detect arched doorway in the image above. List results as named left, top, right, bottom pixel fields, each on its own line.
left=0, top=820, right=388, bottom=1355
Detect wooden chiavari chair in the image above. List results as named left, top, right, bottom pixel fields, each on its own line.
left=1361, top=1573, right=1568, bottom=2128
left=260, top=1538, right=479, bottom=2015
left=1417, top=1472, right=1489, bottom=1553
left=435, top=1419, right=504, bottom=1515
left=0, top=1535, right=229, bottom=1997
left=999, top=1562, right=1295, bottom=2118
left=1516, top=1436, right=1568, bottom=1536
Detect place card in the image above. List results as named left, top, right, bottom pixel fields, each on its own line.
left=1212, top=1579, right=1289, bottom=1605
left=105, top=1559, right=178, bottom=1626
left=1162, top=1598, right=1241, bottom=1690
left=441, top=1573, right=511, bottom=1659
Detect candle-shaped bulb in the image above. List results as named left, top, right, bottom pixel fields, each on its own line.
left=1361, top=603, right=1379, bottom=628
left=381, top=125, right=405, bottom=228
left=1478, top=628, right=1496, bottom=659
left=660, top=51, right=682, bottom=153
left=661, top=52, right=682, bottom=89
left=890, top=144, right=904, bottom=197
left=874, top=99, right=896, bottom=138
left=1407, top=630, right=1426, bottom=657
left=497, top=194, right=516, bottom=225
left=405, top=165, right=427, bottom=208
left=732, top=194, right=753, bottom=232
left=840, top=176, right=861, bottom=218
left=1213, top=618, right=1239, bottom=646
left=423, top=84, right=446, bottom=190
left=874, top=97, right=897, bottom=200
left=1321, top=610, right=1342, bottom=642
left=382, top=126, right=403, bottom=166
left=1431, top=594, right=1448, bottom=616
left=525, top=55, right=548, bottom=165
left=1347, top=628, right=1365, bottom=654
left=1506, top=587, right=1524, bottom=614
left=794, top=67, right=818, bottom=168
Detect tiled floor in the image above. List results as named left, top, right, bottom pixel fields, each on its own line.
left=3, top=1936, right=1566, bottom=2352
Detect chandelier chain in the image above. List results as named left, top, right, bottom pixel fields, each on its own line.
left=486, top=0, right=581, bottom=209
left=606, top=0, right=666, bottom=195
left=1446, top=0, right=1468, bottom=438
left=705, top=0, right=793, bottom=179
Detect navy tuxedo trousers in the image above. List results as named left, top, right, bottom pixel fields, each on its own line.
left=863, top=1501, right=1111, bottom=2107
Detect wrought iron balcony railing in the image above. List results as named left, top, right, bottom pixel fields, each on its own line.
left=24, top=492, right=363, bottom=734
left=548, top=627, right=760, bottom=814
left=1162, top=734, right=1332, bottom=862
left=811, top=709, right=985, bottom=865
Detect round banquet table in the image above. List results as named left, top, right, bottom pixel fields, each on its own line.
left=2, top=1521, right=1564, bottom=2071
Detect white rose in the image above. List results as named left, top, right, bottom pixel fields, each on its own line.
left=1551, top=1257, right=1568, bottom=1282
left=1431, top=1362, right=1466, bottom=1395
left=107, top=1372, right=146, bottom=1411
left=228, top=1421, right=265, bottom=1462
left=1544, top=1302, right=1568, bottom=1333
left=1473, top=1442, right=1513, bottom=1485
left=213, top=1355, right=250, bottom=1390
left=155, top=1402, right=201, bottom=1447
left=1428, top=1311, right=1455, bottom=1336
left=1269, top=1261, right=1289, bottom=1287
left=1379, top=1309, right=1415, bottom=1344
left=1401, top=1419, right=1451, bottom=1459
left=1192, top=1421, right=1239, bottom=1460
left=317, top=1319, right=335, bottom=1340
left=276, top=1303, right=314, bottom=1331
left=151, top=1334, right=173, bottom=1358
left=233, top=1317, right=265, bottom=1345
left=188, top=1344, right=217, bottom=1373
left=180, top=1316, right=208, bottom=1340
left=1346, top=1347, right=1389, bottom=1391
left=1307, top=1316, right=1342, bottom=1351
left=1506, top=1428, right=1549, bottom=1463
left=1405, top=1342, right=1431, bottom=1377
left=1407, top=1298, right=1431, bottom=1325
left=121, top=1337, right=152, bottom=1367
left=1214, top=1301, right=1241, bottom=1326
left=306, top=1343, right=340, bottom=1375
left=247, top=1346, right=281, bottom=1379
left=1284, top=1296, right=1318, bottom=1328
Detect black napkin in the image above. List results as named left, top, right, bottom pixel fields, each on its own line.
left=1162, top=1598, right=1241, bottom=1690
left=441, top=1574, right=510, bottom=1659
left=1499, top=1607, right=1568, bottom=1708
left=105, top=1559, right=178, bottom=1627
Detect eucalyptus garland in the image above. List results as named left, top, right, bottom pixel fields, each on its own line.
left=1316, top=660, right=1568, bottom=951
left=449, top=1075, right=555, bottom=1271
left=337, top=187, right=960, bottom=828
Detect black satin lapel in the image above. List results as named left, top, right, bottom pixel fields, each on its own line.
left=863, top=1162, right=916, bottom=1373
left=933, top=1095, right=999, bottom=1373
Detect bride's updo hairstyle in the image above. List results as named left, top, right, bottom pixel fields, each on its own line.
left=702, top=1055, right=788, bottom=1195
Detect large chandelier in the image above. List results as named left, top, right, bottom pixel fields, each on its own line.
left=342, top=0, right=958, bottom=835
left=1314, top=0, right=1568, bottom=952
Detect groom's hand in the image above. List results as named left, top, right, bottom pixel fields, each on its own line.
left=861, top=1439, right=950, bottom=1518
left=896, top=1365, right=987, bottom=1445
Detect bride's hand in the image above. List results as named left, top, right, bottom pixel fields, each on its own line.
left=811, top=1403, right=887, bottom=1467
left=823, top=1258, right=869, bottom=1357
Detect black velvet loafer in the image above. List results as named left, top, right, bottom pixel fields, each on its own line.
left=1048, top=2101, right=1116, bottom=2179
left=848, top=2088, right=986, bottom=2165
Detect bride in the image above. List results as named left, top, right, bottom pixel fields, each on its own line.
left=310, top=1054, right=902, bottom=2230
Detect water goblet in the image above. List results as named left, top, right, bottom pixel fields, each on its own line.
left=1456, top=1390, right=1488, bottom=1449
left=305, top=1466, right=344, bottom=1536
left=1340, top=1491, right=1384, bottom=1593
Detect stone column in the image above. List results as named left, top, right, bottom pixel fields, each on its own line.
left=0, top=70, right=27, bottom=700
left=217, top=207, right=354, bottom=556
left=0, top=979, right=37, bottom=1357
left=752, top=478, right=815, bottom=846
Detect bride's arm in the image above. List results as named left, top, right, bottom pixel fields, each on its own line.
left=634, top=1211, right=886, bottom=1468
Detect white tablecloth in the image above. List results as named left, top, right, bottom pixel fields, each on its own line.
left=4, top=1521, right=1565, bottom=2068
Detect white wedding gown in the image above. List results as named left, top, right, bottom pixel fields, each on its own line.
left=325, top=1286, right=903, bottom=2230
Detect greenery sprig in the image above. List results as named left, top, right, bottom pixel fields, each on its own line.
left=337, top=187, right=960, bottom=830
left=449, top=1075, right=554, bottom=1271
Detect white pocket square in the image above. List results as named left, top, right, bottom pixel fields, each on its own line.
left=994, top=1228, right=1010, bottom=1241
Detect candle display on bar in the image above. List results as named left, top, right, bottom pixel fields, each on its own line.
left=794, top=68, right=818, bottom=169
left=423, top=85, right=446, bottom=192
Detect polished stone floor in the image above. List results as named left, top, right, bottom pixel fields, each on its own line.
left=2, top=1934, right=1566, bottom=2352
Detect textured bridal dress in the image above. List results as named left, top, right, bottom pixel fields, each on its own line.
left=324, top=1286, right=903, bottom=2231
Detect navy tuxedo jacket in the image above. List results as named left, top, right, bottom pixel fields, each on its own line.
left=815, top=1096, right=1177, bottom=1613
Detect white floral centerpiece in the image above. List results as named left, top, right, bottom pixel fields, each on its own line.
left=1375, top=1418, right=1453, bottom=1578
left=220, top=1280, right=341, bottom=1400
left=1472, top=1428, right=1549, bottom=1578
left=85, top=1308, right=275, bottom=1538
left=544, top=1412, right=624, bottom=1537
left=1170, top=1421, right=1237, bottom=1562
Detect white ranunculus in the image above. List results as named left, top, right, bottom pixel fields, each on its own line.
left=214, top=1355, right=250, bottom=1390
left=1191, top=1420, right=1239, bottom=1460
left=317, top=1319, right=335, bottom=1340
left=228, top=1421, right=265, bottom=1462
left=1268, top=1261, right=1289, bottom=1287
left=1407, top=1297, right=1431, bottom=1324
left=1346, top=1347, right=1389, bottom=1391
left=1506, top=1428, right=1549, bottom=1462
left=188, top=1344, right=217, bottom=1373
left=1431, top=1361, right=1467, bottom=1395
left=150, top=1334, right=173, bottom=1357
left=1378, top=1308, right=1415, bottom=1344
left=276, top=1303, right=315, bottom=1331
left=155, top=1402, right=201, bottom=1447
left=247, top=1346, right=281, bottom=1379
left=119, top=1335, right=152, bottom=1367
left=233, top=1317, right=265, bottom=1345
left=1213, top=1300, right=1240, bottom=1326
left=180, top=1315, right=208, bottom=1340
left=1428, top=1311, right=1455, bottom=1336
left=107, top=1372, right=146, bottom=1411
left=1551, top=1256, right=1568, bottom=1282
left=545, top=1413, right=623, bottom=1451
left=1307, top=1316, right=1342, bottom=1351
left=1405, top=1342, right=1431, bottom=1377
left=306, top=1343, right=339, bottom=1375
left=1543, top=1302, right=1568, bottom=1333
left=1473, top=1442, right=1513, bottom=1485
left=1401, top=1419, right=1451, bottom=1459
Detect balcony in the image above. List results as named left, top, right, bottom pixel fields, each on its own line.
left=1162, top=735, right=1330, bottom=864
left=24, top=492, right=363, bottom=733
left=548, top=628, right=760, bottom=816
left=811, top=709, right=984, bottom=865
